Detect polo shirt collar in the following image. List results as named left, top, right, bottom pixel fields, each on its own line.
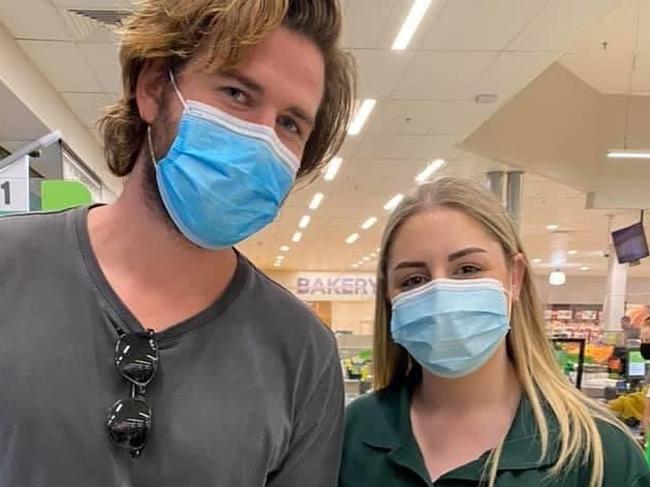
left=360, top=373, right=560, bottom=482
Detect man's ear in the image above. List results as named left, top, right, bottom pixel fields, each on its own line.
left=135, top=59, right=168, bottom=125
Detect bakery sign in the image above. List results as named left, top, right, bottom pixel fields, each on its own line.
left=293, top=273, right=377, bottom=301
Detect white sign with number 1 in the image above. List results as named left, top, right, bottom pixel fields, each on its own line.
left=0, top=155, right=29, bottom=212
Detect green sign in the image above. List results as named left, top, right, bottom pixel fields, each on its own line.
left=41, top=180, right=92, bottom=211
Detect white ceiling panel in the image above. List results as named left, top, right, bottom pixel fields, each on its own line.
left=474, top=51, right=559, bottom=101
left=50, top=0, right=132, bottom=8
left=391, top=51, right=497, bottom=100
left=79, top=42, right=122, bottom=94
left=18, top=40, right=102, bottom=92
left=0, top=81, right=48, bottom=141
left=0, top=0, right=73, bottom=41
left=365, top=100, right=441, bottom=135
left=341, top=0, right=410, bottom=49
left=509, top=0, right=621, bottom=52
left=419, top=0, right=547, bottom=51
left=61, top=92, right=111, bottom=127
left=426, top=100, right=495, bottom=136
left=354, top=133, right=456, bottom=160
left=349, top=48, right=415, bottom=99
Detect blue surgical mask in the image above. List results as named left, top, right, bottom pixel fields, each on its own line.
left=390, top=278, right=511, bottom=379
left=148, top=71, right=300, bottom=249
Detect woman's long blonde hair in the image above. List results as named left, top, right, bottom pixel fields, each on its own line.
left=373, top=177, right=632, bottom=487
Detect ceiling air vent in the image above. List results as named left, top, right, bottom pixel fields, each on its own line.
left=68, top=9, right=130, bottom=26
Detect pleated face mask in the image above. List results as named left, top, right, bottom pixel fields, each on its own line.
left=390, top=278, right=512, bottom=379
left=149, top=71, right=300, bottom=249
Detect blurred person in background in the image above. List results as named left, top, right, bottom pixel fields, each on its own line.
left=0, top=1, right=355, bottom=486
left=340, top=178, right=649, bottom=487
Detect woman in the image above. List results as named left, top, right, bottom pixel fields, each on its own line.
left=340, top=178, right=649, bottom=487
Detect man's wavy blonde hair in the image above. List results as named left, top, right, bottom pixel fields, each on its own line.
left=99, top=0, right=355, bottom=179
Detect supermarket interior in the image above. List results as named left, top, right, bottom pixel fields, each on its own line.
left=3, top=0, right=650, bottom=479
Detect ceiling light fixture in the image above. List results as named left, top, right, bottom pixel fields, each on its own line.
left=580, top=266, right=590, bottom=271
left=415, top=158, right=446, bottom=184
left=370, top=252, right=377, bottom=258
left=274, top=261, right=282, bottom=267
left=348, top=99, right=377, bottom=135
left=384, top=193, right=404, bottom=212
left=276, top=255, right=285, bottom=261
left=280, top=246, right=290, bottom=252
left=392, top=0, right=433, bottom=50
left=361, top=217, right=378, bottom=230
left=567, top=250, right=578, bottom=256
left=549, top=269, right=566, bottom=286
left=346, top=233, right=360, bottom=244
left=298, top=215, right=311, bottom=229
left=323, top=157, right=343, bottom=181
left=363, top=256, right=371, bottom=262
left=292, top=232, right=303, bottom=243
left=546, top=224, right=559, bottom=232
left=532, top=258, right=542, bottom=264
left=308, top=192, right=324, bottom=210
left=607, top=150, right=650, bottom=160
left=352, top=263, right=359, bottom=268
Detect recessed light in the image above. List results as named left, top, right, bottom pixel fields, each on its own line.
left=567, top=250, right=578, bottom=256
left=351, top=263, right=359, bottom=268
left=580, top=266, right=590, bottom=271
left=323, top=157, right=343, bottom=181
left=346, top=233, right=360, bottom=244
left=415, top=159, right=446, bottom=184
left=309, top=192, right=324, bottom=210
left=274, top=261, right=282, bottom=267
left=348, top=99, right=377, bottom=135
left=370, top=252, right=377, bottom=258
left=361, top=217, right=378, bottom=230
left=384, top=193, right=404, bottom=212
left=392, top=0, right=433, bottom=50
left=280, top=246, right=290, bottom=252
left=363, top=256, right=371, bottom=262
left=276, top=255, right=285, bottom=260
left=292, top=232, right=303, bottom=243
left=546, top=224, right=559, bottom=232
left=298, top=215, right=311, bottom=229
left=549, top=270, right=566, bottom=286
left=532, top=258, right=542, bottom=264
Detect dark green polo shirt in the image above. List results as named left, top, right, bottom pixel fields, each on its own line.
left=340, top=377, right=650, bottom=487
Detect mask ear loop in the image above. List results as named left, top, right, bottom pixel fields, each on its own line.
left=169, top=70, right=188, bottom=110
left=147, top=126, right=157, bottom=165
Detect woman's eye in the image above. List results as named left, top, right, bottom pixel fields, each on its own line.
left=401, top=275, right=428, bottom=290
left=454, top=264, right=482, bottom=277
left=278, top=116, right=300, bottom=135
left=223, top=87, right=248, bottom=104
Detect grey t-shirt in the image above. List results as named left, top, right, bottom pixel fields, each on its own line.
left=0, top=207, right=343, bottom=487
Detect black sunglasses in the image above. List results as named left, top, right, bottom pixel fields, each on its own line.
left=106, top=329, right=159, bottom=458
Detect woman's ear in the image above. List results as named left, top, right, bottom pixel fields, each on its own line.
left=511, top=253, right=526, bottom=302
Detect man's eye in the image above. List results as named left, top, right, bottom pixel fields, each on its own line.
left=222, top=87, right=248, bottom=104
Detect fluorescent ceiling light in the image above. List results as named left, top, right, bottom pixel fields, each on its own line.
left=546, top=224, right=559, bottom=232
left=346, top=233, right=360, bottom=244
left=384, top=193, right=404, bottom=212
left=276, top=255, right=285, bottom=261
left=363, top=256, right=371, bottom=262
left=323, top=157, right=343, bottom=181
left=567, top=250, right=578, bottom=256
left=392, top=0, right=433, bottom=50
left=298, top=215, right=311, bottom=229
left=370, top=252, right=377, bottom=258
left=607, top=150, right=650, bottom=159
left=415, top=159, right=446, bottom=184
left=361, top=216, right=378, bottom=230
left=280, top=246, right=290, bottom=252
left=308, top=192, right=324, bottom=210
left=580, top=266, right=590, bottom=271
left=292, top=232, right=303, bottom=243
left=549, top=270, right=566, bottom=286
left=352, top=263, right=359, bottom=268
left=532, top=258, right=542, bottom=264
left=348, top=99, right=377, bottom=135
left=274, top=261, right=282, bottom=267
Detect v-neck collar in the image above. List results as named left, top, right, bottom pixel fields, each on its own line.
left=73, top=205, right=250, bottom=344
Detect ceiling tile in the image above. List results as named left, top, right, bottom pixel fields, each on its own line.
left=79, top=42, right=121, bottom=94
left=18, top=40, right=102, bottom=92
left=0, top=0, right=73, bottom=41
left=427, top=100, right=496, bottom=136
left=391, top=51, right=496, bottom=100
left=364, top=100, right=441, bottom=135
left=341, top=0, right=408, bottom=49
left=509, top=0, right=621, bottom=52
left=348, top=48, right=414, bottom=99
left=419, top=0, right=547, bottom=51
left=61, top=92, right=111, bottom=127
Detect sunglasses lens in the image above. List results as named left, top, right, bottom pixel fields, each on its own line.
left=115, top=333, right=158, bottom=386
left=107, top=397, right=152, bottom=454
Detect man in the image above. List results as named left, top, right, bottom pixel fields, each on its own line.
left=0, top=1, right=355, bottom=486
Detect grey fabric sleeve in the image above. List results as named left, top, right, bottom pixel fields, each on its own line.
left=265, top=349, right=345, bottom=487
